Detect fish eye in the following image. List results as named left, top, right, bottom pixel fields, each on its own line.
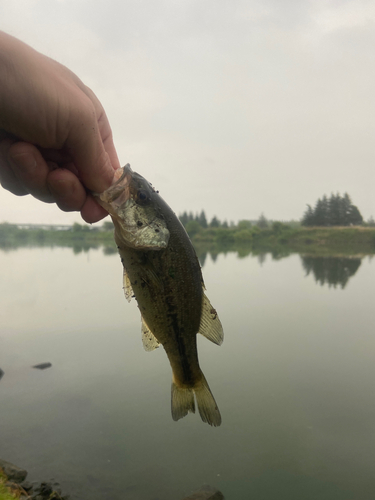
left=136, top=190, right=149, bottom=204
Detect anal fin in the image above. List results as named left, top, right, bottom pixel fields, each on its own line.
left=198, top=293, right=224, bottom=346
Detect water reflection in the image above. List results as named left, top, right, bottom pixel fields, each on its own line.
left=0, top=236, right=368, bottom=290
left=301, top=256, right=362, bottom=289
left=1, top=247, right=375, bottom=499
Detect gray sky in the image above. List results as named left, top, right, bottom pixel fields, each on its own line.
left=1, top=0, right=374, bottom=225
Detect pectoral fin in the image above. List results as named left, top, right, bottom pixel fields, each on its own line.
left=198, top=293, right=224, bottom=346
left=141, top=316, right=160, bottom=351
left=123, top=268, right=134, bottom=302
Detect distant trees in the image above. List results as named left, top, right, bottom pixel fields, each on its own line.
left=256, top=213, right=268, bottom=229
left=179, top=210, right=229, bottom=229
left=302, top=193, right=363, bottom=227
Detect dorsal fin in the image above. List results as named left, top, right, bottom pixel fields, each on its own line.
left=141, top=316, right=160, bottom=351
left=198, top=293, right=224, bottom=346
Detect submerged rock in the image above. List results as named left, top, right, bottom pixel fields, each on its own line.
left=182, top=485, right=224, bottom=500
left=0, top=460, right=68, bottom=499
left=0, top=458, right=28, bottom=483
left=0, top=368, right=4, bottom=380
left=32, top=363, right=52, bottom=370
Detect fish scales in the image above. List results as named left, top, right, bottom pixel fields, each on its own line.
left=94, top=164, right=224, bottom=426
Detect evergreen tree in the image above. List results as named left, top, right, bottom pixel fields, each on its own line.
left=328, top=193, right=341, bottom=225
left=210, top=216, right=220, bottom=228
left=179, top=211, right=189, bottom=226
left=302, top=193, right=363, bottom=227
left=198, top=210, right=208, bottom=228
left=347, top=204, right=363, bottom=225
left=257, top=213, right=268, bottom=229
left=314, top=197, right=328, bottom=226
left=302, top=205, right=314, bottom=226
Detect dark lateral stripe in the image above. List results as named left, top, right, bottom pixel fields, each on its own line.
left=168, top=311, right=194, bottom=385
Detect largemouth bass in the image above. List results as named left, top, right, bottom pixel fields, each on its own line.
left=94, top=164, right=223, bottom=426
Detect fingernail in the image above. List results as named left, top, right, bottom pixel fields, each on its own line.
left=9, top=152, right=37, bottom=173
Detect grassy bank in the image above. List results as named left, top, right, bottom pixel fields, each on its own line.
left=1, top=223, right=375, bottom=257
left=190, top=225, right=375, bottom=256
left=0, top=223, right=116, bottom=253
left=0, top=471, right=17, bottom=500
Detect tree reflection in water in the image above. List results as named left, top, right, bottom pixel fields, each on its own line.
left=301, top=256, right=362, bottom=289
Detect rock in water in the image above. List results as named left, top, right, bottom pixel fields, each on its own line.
left=0, top=459, right=28, bottom=483
left=182, top=485, right=224, bottom=500
left=32, top=363, right=52, bottom=370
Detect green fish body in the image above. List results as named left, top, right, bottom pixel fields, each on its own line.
left=95, top=164, right=223, bottom=426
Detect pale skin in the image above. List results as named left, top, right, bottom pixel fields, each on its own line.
left=0, top=31, right=121, bottom=223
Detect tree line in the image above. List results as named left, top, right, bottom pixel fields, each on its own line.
left=301, top=193, right=364, bottom=227
left=178, top=210, right=272, bottom=234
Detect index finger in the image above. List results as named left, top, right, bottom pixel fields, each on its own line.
left=65, top=91, right=120, bottom=193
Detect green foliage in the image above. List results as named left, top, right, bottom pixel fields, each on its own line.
left=209, top=216, right=220, bottom=228
left=0, top=470, right=17, bottom=500
left=197, top=210, right=208, bottom=228
left=72, top=222, right=91, bottom=232
left=234, top=229, right=253, bottom=243
left=302, top=193, right=363, bottom=226
left=272, top=221, right=288, bottom=234
left=214, top=228, right=235, bottom=244
left=237, top=220, right=252, bottom=230
left=102, top=220, right=114, bottom=231
left=185, top=220, right=202, bottom=237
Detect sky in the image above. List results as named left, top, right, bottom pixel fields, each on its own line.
left=1, top=0, right=374, bottom=226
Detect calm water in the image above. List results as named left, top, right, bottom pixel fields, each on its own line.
left=1, top=247, right=375, bottom=500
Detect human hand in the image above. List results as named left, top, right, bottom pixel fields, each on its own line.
left=0, top=31, right=121, bottom=223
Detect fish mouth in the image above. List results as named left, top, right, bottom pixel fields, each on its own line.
left=94, top=164, right=133, bottom=213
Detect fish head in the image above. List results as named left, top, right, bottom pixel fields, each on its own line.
left=94, top=164, right=170, bottom=250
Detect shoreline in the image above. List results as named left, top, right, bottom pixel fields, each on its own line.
left=0, top=459, right=68, bottom=500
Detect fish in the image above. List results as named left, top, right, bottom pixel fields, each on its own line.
left=94, top=164, right=224, bottom=426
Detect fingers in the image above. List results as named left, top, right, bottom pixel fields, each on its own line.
left=6, top=142, right=55, bottom=203
left=65, top=89, right=120, bottom=194
left=0, top=137, right=111, bottom=221
left=0, top=138, right=28, bottom=195
left=47, top=168, right=87, bottom=212
left=0, top=140, right=90, bottom=213
left=80, top=195, right=109, bottom=223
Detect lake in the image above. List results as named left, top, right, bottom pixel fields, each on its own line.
left=1, top=246, right=375, bottom=500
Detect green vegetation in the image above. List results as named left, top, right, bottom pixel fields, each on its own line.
left=0, top=222, right=116, bottom=254
left=1, top=209, right=375, bottom=260
left=189, top=224, right=375, bottom=258
left=301, top=193, right=363, bottom=226
left=0, top=470, right=17, bottom=500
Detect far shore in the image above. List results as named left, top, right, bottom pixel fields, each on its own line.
left=0, top=222, right=374, bottom=257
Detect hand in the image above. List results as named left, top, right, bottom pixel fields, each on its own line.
left=0, top=31, right=121, bottom=223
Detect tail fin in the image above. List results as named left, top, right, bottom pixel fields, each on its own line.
left=171, top=373, right=221, bottom=427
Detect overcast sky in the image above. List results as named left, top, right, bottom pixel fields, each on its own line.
left=1, top=0, right=374, bottom=225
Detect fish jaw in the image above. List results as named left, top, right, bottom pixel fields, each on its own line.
left=94, top=164, right=170, bottom=250
left=93, top=165, right=132, bottom=215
